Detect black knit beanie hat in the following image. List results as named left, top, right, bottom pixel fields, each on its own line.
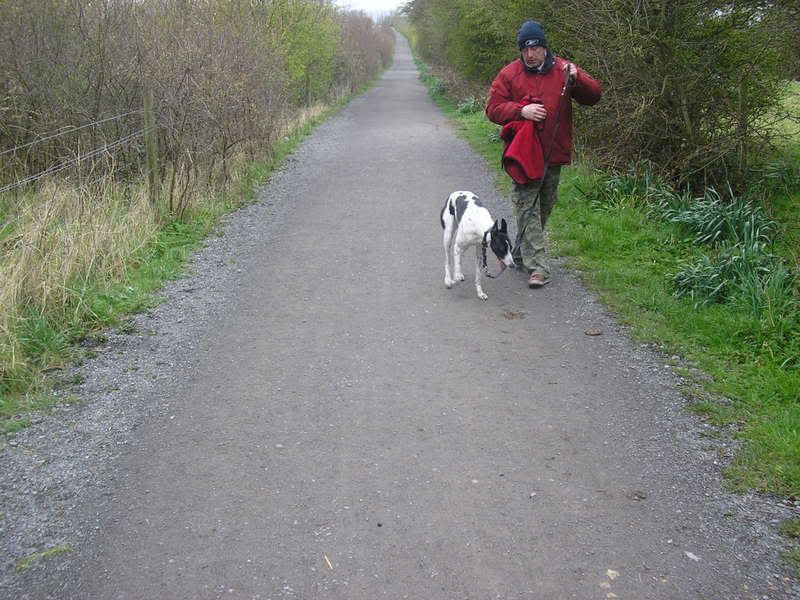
left=517, top=20, right=547, bottom=50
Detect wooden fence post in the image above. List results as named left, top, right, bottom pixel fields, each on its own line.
left=143, top=89, right=160, bottom=211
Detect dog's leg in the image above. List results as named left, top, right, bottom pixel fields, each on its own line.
left=453, top=242, right=466, bottom=283
left=443, top=225, right=455, bottom=288
left=474, top=245, right=488, bottom=300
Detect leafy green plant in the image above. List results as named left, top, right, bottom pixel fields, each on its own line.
left=421, top=74, right=444, bottom=97
left=786, top=548, right=800, bottom=578
left=456, top=97, right=483, bottom=115
left=660, top=188, right=777, bottom=247
left=15, top=315, right=71, bottom=370
left=673, top=238, right=778, bottom=304
left=578, top=167, right=676, bottom=211
left=729, top=261, right=797, bottom=325
left=673, top=253, right=730, bottom=305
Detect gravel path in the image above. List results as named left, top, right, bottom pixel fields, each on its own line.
left=1, top=31, right=798, bottom=600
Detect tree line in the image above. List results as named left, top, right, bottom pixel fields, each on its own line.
left=0, top=0, right=394, bottom=207
left=405, top=0, right=798, bottom=190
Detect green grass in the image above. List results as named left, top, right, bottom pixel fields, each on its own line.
left=1, top=416, right=31, bottom=436
left=15, top=545, right=73, bottom=573
left=785, top=504, right=800, bottom=576
left=763, top=80, right=800, bottom=266
left=787, top=548, right=800, bottom=578
left=415, top=59, right=800, bottom=497
left=0, top=216, right=209, bottom=420
left=782, top=518, right=800, bottom=538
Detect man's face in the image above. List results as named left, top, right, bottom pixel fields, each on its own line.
left=521, top=45, right=547, bottom=69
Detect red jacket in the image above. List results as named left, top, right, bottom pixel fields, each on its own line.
left=486, top=56, right=602, bottom=166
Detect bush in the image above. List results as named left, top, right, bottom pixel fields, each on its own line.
left=657, top=188, right=777, bottom=246
left=663, top=189, right=796, bottom=323
left=578, top=167, right=676, bottom=211
left=672, top=239, right=786, bottom=308
left=404, top=0, right=797, bottom=190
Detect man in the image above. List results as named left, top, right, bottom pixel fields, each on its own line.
left=486, top=20, right=601, bottom=288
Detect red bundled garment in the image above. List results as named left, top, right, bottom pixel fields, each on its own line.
left=500, top=119, right=544, bottom=184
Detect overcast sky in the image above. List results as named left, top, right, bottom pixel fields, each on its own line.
left=334, top=0, right=404, bottom=19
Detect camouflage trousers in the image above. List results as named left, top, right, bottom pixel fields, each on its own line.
left=511, top=166, right=562, bottom=277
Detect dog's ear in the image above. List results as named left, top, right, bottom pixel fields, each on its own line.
left=492, top=219, right=500, bottom=232
left=500, top=218, right=508, bottom=232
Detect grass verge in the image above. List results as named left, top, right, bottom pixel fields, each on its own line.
left=414, top=59, right=800, bottom=497
left=783, top=518, right=800, bottom=577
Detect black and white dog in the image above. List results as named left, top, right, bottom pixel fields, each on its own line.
left=440, top=191, right=515, bottom=300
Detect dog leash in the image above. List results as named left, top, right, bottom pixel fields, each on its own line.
left=481, top=231, right=502, bottom=278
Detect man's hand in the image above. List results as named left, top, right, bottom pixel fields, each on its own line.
left=520, top=103, right=547, bottom=121
left=564, top=62, right=577, bottom=81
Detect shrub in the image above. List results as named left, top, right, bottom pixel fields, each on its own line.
left=673, top=239, right=785, bottom=308
left=404, top=0, right=797, bottom=190
left=666, top=192, right=796, bottom=323
left=578, top=166, right=675, bottom=211
left=659, top=188, right=777, bottom=246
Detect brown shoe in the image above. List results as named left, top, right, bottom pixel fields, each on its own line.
left=528, top=273, right=550, bottom=288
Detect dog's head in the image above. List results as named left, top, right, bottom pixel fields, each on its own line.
left=489, top=219, right=515, bottom=271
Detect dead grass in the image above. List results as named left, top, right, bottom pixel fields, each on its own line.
left=0, top=178, right=158, bottom=380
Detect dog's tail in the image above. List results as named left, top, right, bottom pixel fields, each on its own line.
left=440, top=195, right=453, bottom=229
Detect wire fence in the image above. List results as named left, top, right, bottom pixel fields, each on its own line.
left=0, top=111, right=150, bottom=195
left=0, top=129, right=147, bottom=195
left=0, top=110, right=144, bottom=159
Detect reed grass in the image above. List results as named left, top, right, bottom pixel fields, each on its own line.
left=1, top=179, right=157, bottom=392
